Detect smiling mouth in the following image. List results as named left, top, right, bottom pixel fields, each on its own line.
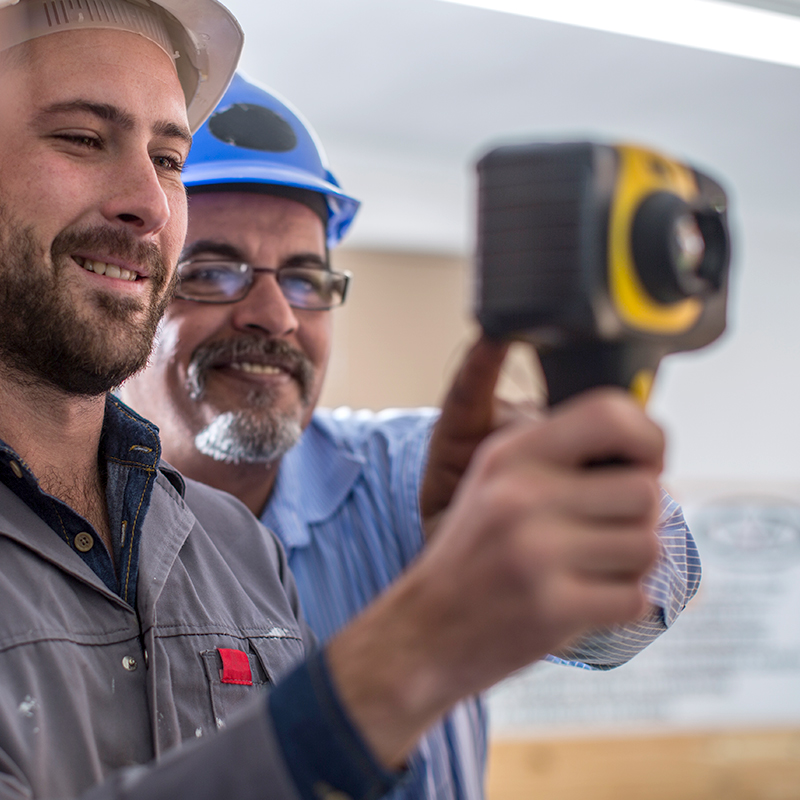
left=228, top=362, right=287, bottom=376
left=74, top=256, right=139, bottom=283
left=188, top=336, right=315, bottom=405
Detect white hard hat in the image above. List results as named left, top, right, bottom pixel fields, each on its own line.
left=0, top=0, right=243, bottom=132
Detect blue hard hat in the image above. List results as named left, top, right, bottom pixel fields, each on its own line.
left=182, top=73, right=360, bottom=247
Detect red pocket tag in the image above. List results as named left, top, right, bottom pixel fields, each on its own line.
left=218, top=648, right=253, bottom=686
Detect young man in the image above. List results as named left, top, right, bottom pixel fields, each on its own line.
left=121, top=74, right=700, bottom=799
left=0, top=9, right=670, bottom=798
left=0, top=7, right=666, bottom=784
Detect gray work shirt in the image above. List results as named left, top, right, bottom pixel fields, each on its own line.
left=0, top=450, right=312, bottom=798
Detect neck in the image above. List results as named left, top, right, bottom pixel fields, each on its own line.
left=0, top=366, right=111, bottom=546
left=161, top=440, right=280, bottom=517
left=0, top=368, right=106, bottom=479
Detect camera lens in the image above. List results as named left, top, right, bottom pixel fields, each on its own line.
left=672, top=213, right=705, bottom=278
left=631, top=191, right=726, bottom=304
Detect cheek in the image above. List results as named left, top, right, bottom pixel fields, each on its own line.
left=149, top=314, right=198, bottom=372
left=3, top=158, right=87, bottom=236
left=299, top=313, right=333, bottom=372
left=148, top=320, right=182, bottom=367
left=164, top=190, right=189, bottom=264
left=152, top=306, right=230, bottom=370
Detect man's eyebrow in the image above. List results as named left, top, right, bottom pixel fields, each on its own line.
left=154, top=120, right=192, bottom=148
left=36, top=100, right=192, bottom=146
left=179, top=242, right=329, bottom=269
left=284, top=253, right=329, bottom=270
left=180, top=240, right=244, bottom=262
left=36, top=100, right=135, bottom=130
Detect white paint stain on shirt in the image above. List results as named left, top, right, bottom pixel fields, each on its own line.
left=18, top=696, right=37, bottom=718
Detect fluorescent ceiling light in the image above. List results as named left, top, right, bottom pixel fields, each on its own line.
left=436, top=0, right=800, bottom=68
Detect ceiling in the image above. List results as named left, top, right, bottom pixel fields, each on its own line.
left=727, top=0, right=800, bottom=14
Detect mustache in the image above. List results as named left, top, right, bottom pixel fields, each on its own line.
left=186, top=335, right=315, bottom=404
left=51, top=225, right=170, bottom=288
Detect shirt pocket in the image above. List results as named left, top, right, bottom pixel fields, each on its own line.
left=200, top=647, right=268, bottom=730
left=248, top=634, right=306, bottom=684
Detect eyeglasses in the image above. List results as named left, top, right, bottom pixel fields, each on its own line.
left=175, top=260, right=351, bottom=310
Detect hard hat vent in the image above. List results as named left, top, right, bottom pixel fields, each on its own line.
left=37, top=0, right=172, bottom=55
left=208, top=103, right=298, bottom=153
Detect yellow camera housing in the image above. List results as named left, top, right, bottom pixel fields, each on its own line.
left=476, top=141, right=730, bottom=405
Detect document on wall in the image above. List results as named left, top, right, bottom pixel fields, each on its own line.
left=488, top=481, right=800, bottom=735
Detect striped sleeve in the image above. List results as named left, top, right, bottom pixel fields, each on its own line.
left=546, top=488, right=701, bottom=670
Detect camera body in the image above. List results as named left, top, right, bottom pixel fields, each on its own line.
left=475, top=141, right=730, bottom=405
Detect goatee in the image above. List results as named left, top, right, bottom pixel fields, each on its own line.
left=188, top=335, right=314, bottom=465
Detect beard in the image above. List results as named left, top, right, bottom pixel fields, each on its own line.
left=193, top=408, right=303, bottom=466
left=187, top=335, right=315, bottom=466
left=0, top=204, right=175, bottom=396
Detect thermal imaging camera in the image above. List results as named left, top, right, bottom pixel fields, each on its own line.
left=475, top=141, right=730, bottom=406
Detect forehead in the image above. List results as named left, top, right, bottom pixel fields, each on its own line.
left=0, top=29, right=188, bottom=134
left=186, top=192, right=327, bottom=260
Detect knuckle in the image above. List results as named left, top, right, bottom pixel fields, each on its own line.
left=470, top=431, right=512, bottom=477
left=632, top=526, right=661, bottom=573
left=629, top=472, right=661, bottom=514
left=644, top=528, right=661, bottom=566
left=602, top=587, right=648, bottom=628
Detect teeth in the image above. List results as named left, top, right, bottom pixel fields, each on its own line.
left=75, top=257, right=137, bottom=282
left=230, top=363, right=283, bottom=375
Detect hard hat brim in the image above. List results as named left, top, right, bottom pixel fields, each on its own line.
left=183, top=159, right=361, bottom=246
left=147, top=0, right=243, bottom=132
left=0, top=0, right=243, bottom=133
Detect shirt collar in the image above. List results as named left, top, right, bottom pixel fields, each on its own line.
left=264, top=415, right=364, bottom=549
left=103, top=394, right=162, bottom=470
left=0, top=394, right=163, bottom=483
left=106, top=395, right=185, bottom=494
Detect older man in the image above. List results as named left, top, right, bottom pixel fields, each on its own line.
left=121, top=74, right=700, bottom=799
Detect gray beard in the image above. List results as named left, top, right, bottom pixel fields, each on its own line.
left=186, top=336, right=315, bottom=466
left=194, top=408, right=302, bottom=465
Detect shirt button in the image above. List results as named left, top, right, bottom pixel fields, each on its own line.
left=9, top=461, right=23, bottom=479
left=74, top=532, right=94, bottom=553
left=122, top=656, right=138, bottom=672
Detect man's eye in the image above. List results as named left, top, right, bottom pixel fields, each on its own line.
left=281, top=270, right=332, bottom=301
left=55, top=133, right=102, bottom=149
left=153, top=154, right=184, bottom=173
left=181, top=267, right=233, bottom=282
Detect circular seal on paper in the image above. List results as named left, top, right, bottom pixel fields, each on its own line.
left=691, top=495, right=800, bottom=571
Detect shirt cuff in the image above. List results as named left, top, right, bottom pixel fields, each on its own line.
left=268, top=649, right=403, bottom=800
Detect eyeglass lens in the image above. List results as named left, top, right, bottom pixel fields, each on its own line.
left=177, top=262, right=347, bottom=309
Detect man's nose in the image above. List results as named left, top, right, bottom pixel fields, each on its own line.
left=100, top=154, right=172, bottom=235
left=230, top=271, right=300, bottom=337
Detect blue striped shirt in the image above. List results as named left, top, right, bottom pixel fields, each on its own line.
left=262, top=408, right=700, bottom=799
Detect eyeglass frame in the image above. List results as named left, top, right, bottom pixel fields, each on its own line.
left=174, top=259, right=352, bottom=310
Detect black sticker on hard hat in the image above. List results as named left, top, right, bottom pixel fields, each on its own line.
left=208, top=103, right=297, bottom=153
